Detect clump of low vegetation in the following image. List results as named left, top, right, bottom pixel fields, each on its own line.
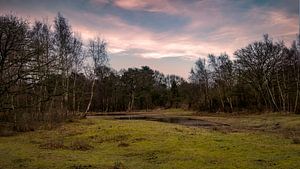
left=0, top=130, right=15, bottom=137
left=69, top=139, right=94, bottom=151
left=71, top=164, right=93, bottom=169
left=40, top=137, right=93, bottom=151
left=290, top=131, right=300, bottom=144
left=111, top=161, right=127, bottom=169
left=0, top=123, right=15, bottom=136
left=118, top=142, right=130, bottom=147
left=81, top=120, right=96, bottom=126
left=39, top=138, right=65, bottom=150
left=92, top=134, right=129, bottom=144
left=292, top=137, right=300, bottom=144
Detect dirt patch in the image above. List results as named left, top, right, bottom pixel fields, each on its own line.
left=70, top=164, right=94, bottom=169
left=88, top=112, right=300, bottom=137
left=118, top=142, right=130, bottom=147
left=254, top=159, right=277, bottom=167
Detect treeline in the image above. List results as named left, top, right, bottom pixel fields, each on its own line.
left=90, top=35, right=300, bottom=114
left=188, top=35, right=300, bottom=113
left=91, top=66, right=185, bottom=112
left=0, top=13, right=299, bottom=130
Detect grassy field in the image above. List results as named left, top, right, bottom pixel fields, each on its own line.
left=0, top=109, right=300, bottom=169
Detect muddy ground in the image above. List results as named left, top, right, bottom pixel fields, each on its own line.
left=88, top=111, right=300, bottom=138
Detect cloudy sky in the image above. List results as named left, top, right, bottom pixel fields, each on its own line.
left=0, top=0, right=298, bottom=78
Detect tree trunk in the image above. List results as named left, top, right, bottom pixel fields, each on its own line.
left=128, top=91, right=135, bottom=112
left=11, top=95, right=16, bottom=129
left=294, top=66, right=300, bottom=113
left=65, top=74, right=69, bottom=117
left=49, top=79, right=58, bottom=122
left=83, top=78, right=95, bottom=117
left=227, top=97, right=233, bottom=113
left=72, top=73, right=77, bottom=112
left=277, top=71, right=285, bottom=112
left=218, top=88, right=225, bottom=112
left=266, top=82, right=279, bottom=112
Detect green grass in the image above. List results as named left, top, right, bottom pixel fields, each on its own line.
left=195, top=113, right=300, bottom=134
left=0, top=116, right=299, bottom=169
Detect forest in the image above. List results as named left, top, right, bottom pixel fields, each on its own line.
left=1, top=13, right=300, bottom=130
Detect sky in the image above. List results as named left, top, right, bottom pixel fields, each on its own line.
left=0, top=0, right=299, bottom=78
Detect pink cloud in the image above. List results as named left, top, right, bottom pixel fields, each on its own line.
left=68, top=6, right=297, bottom=62
left=1, top=1, right=297, bottom=61
left=0, top=0, right=297, bottom=78
left=113, top=0, right=179, bottom=14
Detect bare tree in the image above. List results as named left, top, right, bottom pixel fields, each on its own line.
left=53, top=13, right=73, bottom=116
left=235, top=35, right=284, bottom=111
left=0, top=15, right=30, bottom=126
left=70, top=35, right=84, bottom=113
left=83, top=37, right=108, bottom=116
left=190, top=58, right=211, bottom=111
left=28, top=20, right=54, bottom=120
left=209, top=54, right=235, bottom=112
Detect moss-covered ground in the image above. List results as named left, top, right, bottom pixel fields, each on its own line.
left=0, top=109, right=299, bottom=169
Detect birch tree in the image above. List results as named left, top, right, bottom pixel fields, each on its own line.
left=83, top=38, right=108, bottom=116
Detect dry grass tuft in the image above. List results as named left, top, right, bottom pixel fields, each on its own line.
left=71, top=164, right=93, bottom=169
left=39, top=138, right=65, bottom=150
left=110, top=161, right=127, bottom=169
left=118, top=142, right=129, bottom=147
left=292, top=137, right=300, bottom=144
left=69, top=140, right=93, bottom=151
